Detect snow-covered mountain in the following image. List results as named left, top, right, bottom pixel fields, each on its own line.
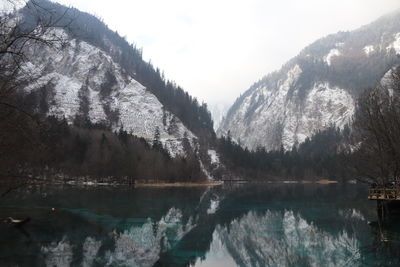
left=219, top=10, right=400, bottom=151
left=9, top=1, right=207, bottom=157
left=22, top=28, right=195, bottom=156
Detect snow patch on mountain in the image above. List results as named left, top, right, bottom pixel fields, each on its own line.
left=363, top=45, right=375, bottom=55
left=292, top=82, right=354, bottom=146
left=21, top=28, right=196, bottom=157
left=387, top=32, right=400, bottom=54
left=283, top=81, right=353, bottom=150
left=324, top=48, right=341, bottom=65
left=207, top=150, right=220, bottom=165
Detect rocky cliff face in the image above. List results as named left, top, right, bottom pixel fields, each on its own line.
left=21, top=28, right=195, bottom=156
left=3, top=0, right=204, bottom=157
left=219, top=10, right=400, bottom=151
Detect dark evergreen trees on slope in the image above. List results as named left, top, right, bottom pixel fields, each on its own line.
left=3, top=114, right=206, bottom=183
left=19, top=0, right=215, bottom=141
left=217, top=126, right=352, bottom=181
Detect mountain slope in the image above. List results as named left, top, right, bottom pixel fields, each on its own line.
left=219, top=10, right=400, bottom=151
left=11, top=0, right=214, bottom=157
left=22, top=28, right=194, bottom=156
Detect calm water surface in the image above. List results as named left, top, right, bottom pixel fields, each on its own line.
left=0, top=183, right=399, bottom=266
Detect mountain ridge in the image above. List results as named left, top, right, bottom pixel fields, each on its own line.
left=12, top=0, right=215, bottom=157
left=219, top=9, right=400, bottom=151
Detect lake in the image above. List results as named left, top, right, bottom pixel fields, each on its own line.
left=0, top=183, right=399, bottom=266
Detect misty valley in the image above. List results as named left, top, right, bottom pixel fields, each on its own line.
left=2, top=0, right=400, bottom=266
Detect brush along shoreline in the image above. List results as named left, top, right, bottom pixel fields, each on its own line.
left=0, top=179, right=342, bottom=189
left=134, top=181, right=224, bottom=187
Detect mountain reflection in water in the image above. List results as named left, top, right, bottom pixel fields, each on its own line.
left=0, top=183, right=400, bottom=266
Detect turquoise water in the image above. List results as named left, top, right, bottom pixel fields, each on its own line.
left=0, top=183, right=399, bottom=266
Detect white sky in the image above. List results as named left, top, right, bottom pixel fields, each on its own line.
left=53, top=0, right=400, bottom=107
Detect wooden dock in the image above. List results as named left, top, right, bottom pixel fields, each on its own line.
left=368, top=187, right=400, bottom=200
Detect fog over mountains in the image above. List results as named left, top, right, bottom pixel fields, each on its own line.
left=219, top=10, right=400, bottom=151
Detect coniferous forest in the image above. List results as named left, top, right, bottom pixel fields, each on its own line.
left=217, top=126, right=352, bottom=181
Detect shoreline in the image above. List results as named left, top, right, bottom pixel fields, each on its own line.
left=0, top=179, right=349, bottom=189
left=315, top=179, right=339, bottom=184
left=134, top=181, right=224, bottom=187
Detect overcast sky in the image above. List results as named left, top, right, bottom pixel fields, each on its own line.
left=54, top=0, right=400, bottom=107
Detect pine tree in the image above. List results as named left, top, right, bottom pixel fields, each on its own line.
left=152, top=126, right=163, bottom=150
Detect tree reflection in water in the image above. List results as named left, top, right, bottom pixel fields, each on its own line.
left=1, top=184, right=400, bottom=266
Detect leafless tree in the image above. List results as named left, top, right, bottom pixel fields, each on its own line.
left=352, top=66, right=400, bottom=185
left=0, top=0, right=71, bottom=102
left=0, top=0, right=72, bottom=194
